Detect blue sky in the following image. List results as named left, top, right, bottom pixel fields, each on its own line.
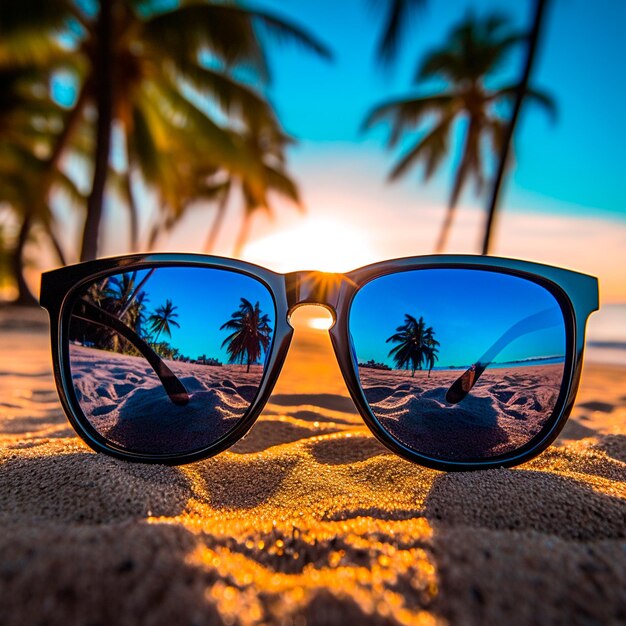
left=128, top=268, right=276, bottom=362
left=259, top=0, right=626, bottom=221
left=349, top=268, right=566, bottom=368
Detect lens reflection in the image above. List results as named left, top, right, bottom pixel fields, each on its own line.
left=67, top=267, right=275, bottom=455
left=349, top=269, right=567, bottom=462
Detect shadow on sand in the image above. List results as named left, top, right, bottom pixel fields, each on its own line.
left=422, top=466, right=626, bottom=625
left=1, top=429, right=625, bottom=625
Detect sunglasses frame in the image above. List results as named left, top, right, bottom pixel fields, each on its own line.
left=40, top=253, right=598, bottom=471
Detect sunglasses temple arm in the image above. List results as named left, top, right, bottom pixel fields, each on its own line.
left=72, top=299, right=190, bottom=406
left=445, top=308, right=559, bottom=404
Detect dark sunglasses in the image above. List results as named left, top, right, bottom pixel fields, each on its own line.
left=39, top=254, right=598, bottom=471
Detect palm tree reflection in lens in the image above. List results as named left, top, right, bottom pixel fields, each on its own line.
left=148, top=299, right=180, bottom=342
left=221, top=298, right=273, bottom=373
left=386, top=314, right=440, bottom=377
left=351, top=268, right=568, bottom=461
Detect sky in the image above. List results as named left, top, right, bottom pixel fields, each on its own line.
left=132, top=267, right=276, bottom=363
left=155, top=0, right=626, bottom=305
left=79, top=265, right=566, bottom=371
left=258, top=0, right=626, bottom=220
left=350, top=267, right=566, bottom=368
left=46, top=0, right=626, bottom=314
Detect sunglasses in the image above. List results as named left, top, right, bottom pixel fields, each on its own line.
left=39, top=254, right=598, bottom=471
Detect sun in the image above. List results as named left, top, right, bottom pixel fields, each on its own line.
left=242, top=217, right=378, bottom=274
left=243, top=217, right=379, bottom=331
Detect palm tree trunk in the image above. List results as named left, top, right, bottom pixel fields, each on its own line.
left=47, top=81, right=90, bottom=173
left=46, top=225, right=68, bottom=266
left=10, top=215, right=37, bottom=306
left=434, top=197, right=459, bottom=253
left=146, top=205, right=168, bottom=251
left=481, top=0, right=548, bottom=255
left=246, top=360, right=251, bottom=373
left=146, top=221, right=160, bottom=251
left=435, top=123, right=477, bottom=253
left=124, top=170, right=139, bottom=251
left=203, top=185, right=230, bottom=253
left=233, top=212, right=252, bottom=258
left=10, top=82, right=90, bottom=300
left=80, top=0, right=114, bottom=262
left=124, top=138, right=139, bottom=251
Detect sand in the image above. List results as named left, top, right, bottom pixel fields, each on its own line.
left=69, top=345, right=264, bottom=455
left=0, top=306, right=624, bottom=625
left=359, top=364, right=564, bottom=461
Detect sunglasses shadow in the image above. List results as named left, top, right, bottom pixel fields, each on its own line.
left=423, top=461, right=626, bottom=540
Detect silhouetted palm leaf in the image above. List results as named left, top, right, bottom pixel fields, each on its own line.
left=370, top=0, right=426, bottom=65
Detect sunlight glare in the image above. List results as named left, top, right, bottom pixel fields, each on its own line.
left=308, top=313, right=334, bottom=331
left=242, top=217, right=378, bottom=273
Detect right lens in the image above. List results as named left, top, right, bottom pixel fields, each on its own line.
left=349, top=268, right=568, bottom=463
left=66, top=266, right=276, bottom=456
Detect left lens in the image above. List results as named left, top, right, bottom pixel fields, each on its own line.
left=349, top=268, right=568, bottom=463
left=66, top=266, right=275, bottom=456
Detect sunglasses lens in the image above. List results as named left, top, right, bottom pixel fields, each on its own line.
left=349, top=268, right=568, bottom=462
left=66, top=267, right=275, bottom=456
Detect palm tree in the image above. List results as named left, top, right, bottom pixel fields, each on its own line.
left=148, top=299, right=180, bottom=342
left=0, top=2, right=93, bottom=301
left=220, top=298, right=272, bottom=373
left=386, top=314, right=439, bottom=376
left=1, top=1, right=331, bottom=271
left=363, top=12, right=555, bottom=252
left=0, top=64, right=82, bottom=304
left=78, top=273, right=150, bottom=353
left=482, top=0, right=549, bottom=255
left=74, top=0, right=330, bottom=261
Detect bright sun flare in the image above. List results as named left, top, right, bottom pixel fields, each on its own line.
left=242, top=218, right=377, bottom=274
left=243, top=218, right=378, bottom=331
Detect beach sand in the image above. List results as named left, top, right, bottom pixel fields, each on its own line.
left=359, top=363, right=565, bottom=461
left=0, top=306, right=624, bottom=625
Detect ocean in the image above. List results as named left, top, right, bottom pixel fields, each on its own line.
left=585, top=303, right=626, bottom=366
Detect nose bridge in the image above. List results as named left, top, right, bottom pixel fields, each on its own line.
left=285, top=271, right=344, bottom=315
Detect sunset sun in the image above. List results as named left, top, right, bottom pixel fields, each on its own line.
left=242, top=217, right=379, bottom=274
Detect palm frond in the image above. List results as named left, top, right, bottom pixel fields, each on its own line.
left=490, top=84, right=557, bottom=122
left=362, top=94, right=457, bottom=147
left=53, top=169, right=85, bottom=208
left=416, top=12, right=519, bottom=83
left=0, top=1, right=74, bottom=68
left=163, top=60, right=278, bottom=128
left=388, top=114, right=454, bottom=181
left=247, top=6, right=332, bottom=60
left=371, top=0, right=426, bottom=65
left=263, top=166, right=302, bottom=207
left=144, top=3, right=330, bottom=82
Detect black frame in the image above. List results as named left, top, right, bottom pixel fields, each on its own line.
left=40, top=253, right=599, bottom=471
